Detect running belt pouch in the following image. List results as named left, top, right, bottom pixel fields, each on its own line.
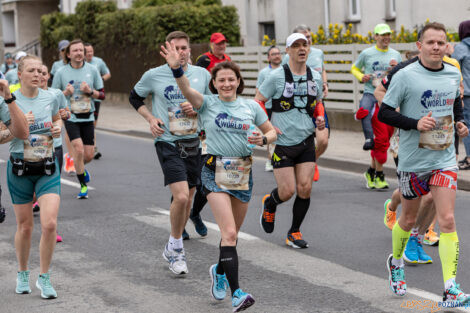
left=174, top=137, right=200, bottom=158
left=74, top=112, right=92, bottom=119
left=10, top=156, right=56, bottom=176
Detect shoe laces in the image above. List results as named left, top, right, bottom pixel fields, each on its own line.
left=18, top=271, right=29, bottom=283
left=233, top=288, right=247, bottom=299
left=289, top=232, right=303, bottom=241
left=447, top=284, right=463, bottom=296
left=40, top=274, right=52, bottom=288
left=216, top=274, right=227, bottom=291
left=263, top=210, right=275, bottom=223
left=80, top=185, right=87, bottom=193
left=173, top=248, right=186, bottom=262
left=391, top=265, right=405, bottom=283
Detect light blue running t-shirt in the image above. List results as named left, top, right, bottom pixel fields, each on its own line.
left=133, top=64, right=211, bottom=145
left=198, top=95, right=267, bottom=157
left=47, top=88, right=67, bottom=148
left=256, top=65, right=277, bottom=109
left=383, top=61, right=461, bottom=172
left=354, top=46, right=402, bottom=94
left=5, top=68, right=19, bottom=85
left=9, top=88, right=59, bottom=157
left=50, top=60, right=67, bottom=77
left=87, top=56, right=110, bottom=104
left=258, top=64, right=323, bottom=146
left=282, top=48, right=324, bottom=73
left=51, top=62, right=103, bottom=123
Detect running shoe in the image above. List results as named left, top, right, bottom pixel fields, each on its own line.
left=313, top=163, right=320, bottom=182
left=210, top=264, right=228, bottom=301
left=260, top=194, right=275, bottom=233
left=364, top=171, right=375, bottom=189
left=162, top=243, right=188, bottom=275
left=190, top=214, right=208, bottom=237
left=16, top=270, right=31, bottom=294
left=182, top=228, right=190, bottom=240
left=56, top=233, right=63, bottom=243
left=84, top=169, right=90, bottom=183
left=383, top=199, right=396, bottom=230
left=77, top=185, right=88, bottom=199
left=94, top=148, right=102, bottom=160
left=386, top=254, right=406, bottom=296
left=417, top=242, right=432, bottom=264
left=424, top=226, right=439, bottom=246
left=374, top=174, right=389, bottom=190
left=264, top=160, right=273, bottom=172
left=64, top=153, right=76, bottom=175
left=232, top=288, right=255, bottom=312
left=36, top=273, right=57, bottom=299
left=443, top=280, right=470, bottom=305
left=0, top=205, right=5, bottom=223
left=363, top=138, right=374, bottom=151
left=286, top=231, right=308, bottom=249
left=403, top=236, right=418, bottom=264
left=33, top=201, right=40, bottom=213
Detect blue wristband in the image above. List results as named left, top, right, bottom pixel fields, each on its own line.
left=171, top=66, right=184, bottom=78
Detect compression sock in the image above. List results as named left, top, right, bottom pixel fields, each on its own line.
left=392, top=222, right=411, bottom=260
left=219, top=246, right=239, bottom=295
left=77, top=173, right=86, bottom=186
left=265, top=188, right=283, bottom=213
left=216, top=241, right=224, bottom=275
left=439, top=231, right=459, bottom=285
left=191, top=188, right=207, bottom=217
left=289, top=196, right=310, bottom=233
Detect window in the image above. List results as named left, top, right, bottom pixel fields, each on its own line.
left=347, top=0, right=361, bottom=22
left=2, top=12, right=16, bottom=47
left=259, top=22, right=275, bottom=44
left=386, top=0, right=396, bottom=20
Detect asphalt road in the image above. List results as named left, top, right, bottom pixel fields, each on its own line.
left=0, top=130, right=469, bottom=313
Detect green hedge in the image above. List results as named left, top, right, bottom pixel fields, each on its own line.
left=132, top=0, right=221, bottom=8
left=41, top=0, right=240, bottom=52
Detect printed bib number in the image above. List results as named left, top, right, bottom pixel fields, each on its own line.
left=419, top=115, right=453, bottom=151
left=70, top=94, right=91, bottom=113
left=201, top=138, right=208, bottom=155
left=168, top=103, right=198, bottom=136
left=24, top=134, right=53, bottom=162
left=215, top=157, right=252, bottom=191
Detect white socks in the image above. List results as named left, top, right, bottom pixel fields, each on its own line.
left=168, top=235, right=183, bottom=250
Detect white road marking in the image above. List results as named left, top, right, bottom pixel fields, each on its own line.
left=0, top=158, right=5, bottom=164
left=61, top=178, right=95, bottom=190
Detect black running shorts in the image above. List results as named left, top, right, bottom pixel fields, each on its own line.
left=155, top=141, right=201, bottom=188
left=271, top=135, right=316, bottom=168
left=64, top=120, right=95, bottom=146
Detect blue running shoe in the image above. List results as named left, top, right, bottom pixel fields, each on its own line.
left=190, top=214, right=208, bottom=237
left=84, top=170, right=90, bottom=183
left=36, top=273, right=57, bottom=299
left=232, top=288, right=255, bottom=312
left=210, top=264, right=228, bottom=300
left=403, top=237, right=418, bottom=264
left=417, top=242, right=433, bottom=264
left=182, top=228, right=190, bottom=240
left=16, top=270, right=31, bottom=294
left=77, top=185, right=88, bottom=199
left=386, top=254, right=406, bottom=296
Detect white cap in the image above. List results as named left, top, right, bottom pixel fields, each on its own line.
left=15, top=51, right=27, bottom=61
left=286, top=33, right=308, bottom=48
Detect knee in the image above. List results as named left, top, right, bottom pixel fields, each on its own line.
left=73, top=146, right=84, bottom=157
left=278, top=186, right=295, bottom=201
left=41, top=220, right=57, bottom=234
left=439, top=213, right=456, bottom=231
left=222, top=229, right=237, bottom=246
left=17, top=222, right=33, bottom=236
left=173, top=192, right=189, bottom=207
left=400, top=213, right=417, bottom=230
left=84, top=152, right=93, bottom=163
left=296, top=183, right=312, bottom=198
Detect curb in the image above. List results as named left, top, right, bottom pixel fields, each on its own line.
left=97, top=127, right=470, bottom=192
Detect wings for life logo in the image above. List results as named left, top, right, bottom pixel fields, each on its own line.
left=215, top=113, right=249, bottom=132
left=420, top=90, right=454, bottom=109
left=164, top=85, right=185, bottom=102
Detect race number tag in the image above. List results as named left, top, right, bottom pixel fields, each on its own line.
left=419, top=115, right=453, bottom=151
left=23, top=134, right=53, bottom=162
left=70, top=94, right=91, bottom=113
left=215, top=157, right=252, bottom=191
left=168, top=103, right=198, bottom=136
left=201, top=138, right=208, bottom=155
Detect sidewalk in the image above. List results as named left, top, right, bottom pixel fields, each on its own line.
left=97, top=101, right=470, bottom=191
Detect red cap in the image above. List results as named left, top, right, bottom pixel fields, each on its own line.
left=210, top=33, right=226, bottom=43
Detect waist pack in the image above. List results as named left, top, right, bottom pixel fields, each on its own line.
left=10, top=156, right=56, bottom=176
left=174, top=137, right=200, bottom=158
left=74, top=112, right=92, bottom=119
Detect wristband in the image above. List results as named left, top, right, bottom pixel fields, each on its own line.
left=4, top=94, right=15, bottom=104
left=171, top=66, right=184, bottom=78
left=87, top=91, right=94, bottom=98
left=262, top=136, right=268, bottom=146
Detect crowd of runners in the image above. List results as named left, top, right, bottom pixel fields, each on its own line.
left=1, top=18, right=470, bottom=312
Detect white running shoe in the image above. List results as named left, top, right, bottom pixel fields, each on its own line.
left=162, top=244, right=188, bottom=275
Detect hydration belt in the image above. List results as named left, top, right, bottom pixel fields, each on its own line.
left=10, top=156, right=56, bottom=176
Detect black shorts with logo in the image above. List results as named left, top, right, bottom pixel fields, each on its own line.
left=271, top=134, right=316, bottom=168
left=155, top=141, right=201, bottom=188
left=64, top=120, right=95, bottom=146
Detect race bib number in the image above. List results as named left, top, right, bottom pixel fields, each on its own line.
left=201, top=138, right=208, bottom=155
left=215, top=157, right=252, bottom=191
left=23, top=134, right=53, bottom=162
left=70, top=94, right=91, bottom=114
left=168, top=103, right=198, bottom=136
left=419, top=115, right=453, bottom=151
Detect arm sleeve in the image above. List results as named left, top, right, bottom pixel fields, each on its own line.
left=195, top=55, right=211, bottom=69
left=129, top=88, right=146, bottom=111
left=454, top=96, right=464, bottom=123
left=351, top=64, right=364, bottom=82
left=378, top=103, right=418, bottom=130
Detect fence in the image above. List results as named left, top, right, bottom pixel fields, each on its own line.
left=227, top=43, right=416, bottom=112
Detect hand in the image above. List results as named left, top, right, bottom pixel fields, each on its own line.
left=0, top=79, right=11, bottom=99
left=51, top=125, right=61, bottom=138
left=160, top=41, right=181, bottom=69
left=149, top=117, right=165, bottom=137
left=315, top=116, right=326, bottom=130
left=65, top=83, right=74, bottom=96
left=248, top=131, right=264, bottom=146
left=80, top=82, right=92, bottom=94
left=362, top=74, right=371, bottom=83
left=456, top=121, right=469, bottom=138
left=274, top=126, right=283, bottom=135
left=180, top=102, right=197, bottom=116
left=25, top=111, right=35, bottom=125
left=59, top=108, right=71, bottom=120
left=389, top=59, right=398, bottom=67
left=417, top=111, right=436, bottom=131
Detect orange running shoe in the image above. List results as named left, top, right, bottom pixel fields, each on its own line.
left=424, top=225, right=439, bottom=246
left=383, top=199, right=396, bottom=230
left=64, top=153, right=76, bottom=175
left=260, top=194, right=275, bottom=233
left=313, top=164, right=320, bottom=182
left=286, top=231, right=308, bottom=248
